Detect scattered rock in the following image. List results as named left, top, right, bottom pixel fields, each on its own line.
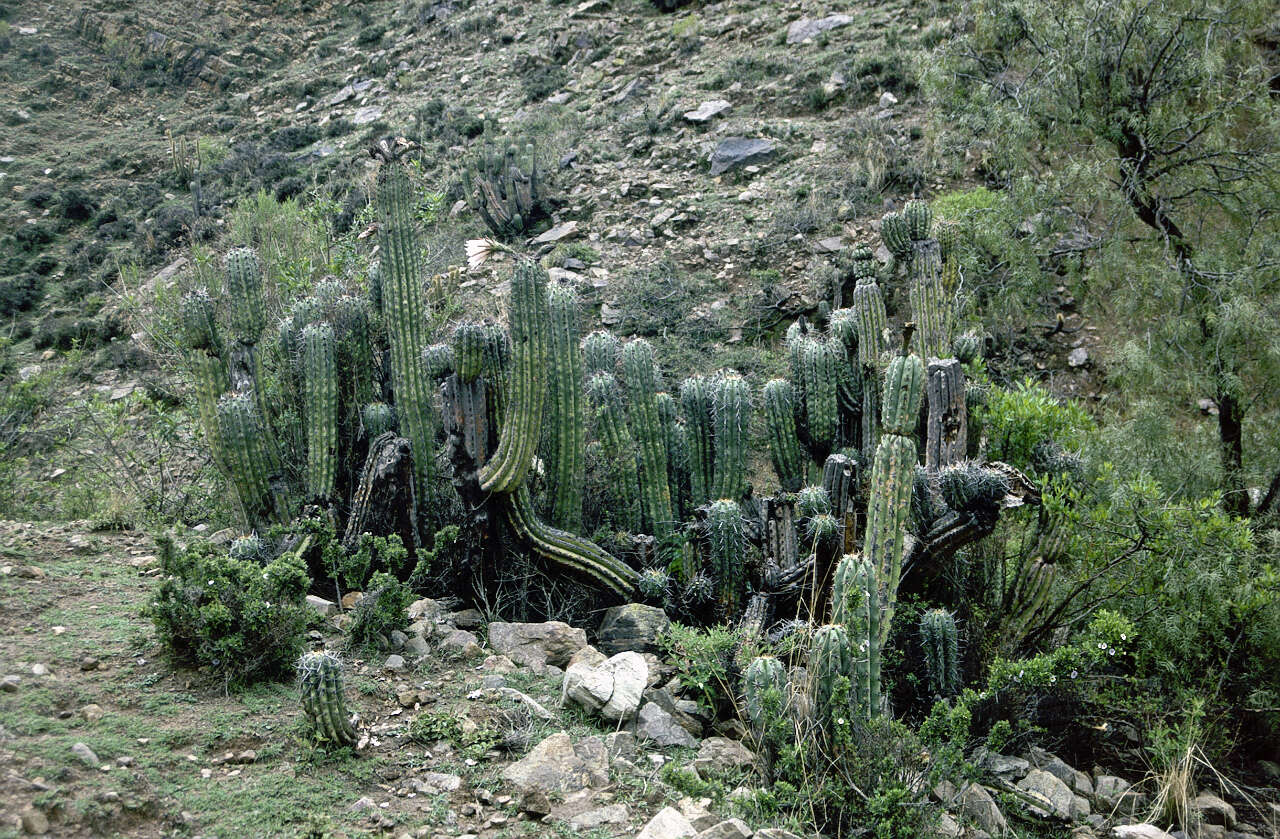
left=71, top=742, right=100, bottom=768
left=755, top=830, right=805, bottom=839
left=80, top=704, right=104, bottom=723
left=786, top=14, right=853, bottom=44
left=959, top=783, right=1008, bottom=835
left=1068, top=347, right=1090, bottom=368
left=341, top=591, right=364, bottom=609
left=480, top=654, right=517, bottom=673
left=1193, top=792, right=1236, bottom=828
left=408, top=598, right=444, bottom=621
left=677, top=797, right=718, bottom=831
left=349, top=796, right=377, bottom=812
left=604, top=730, right=637, bottom=760
left=937, top=812, right=962, bottom=838
left=404, top=633, right=429, bottom=657
left=637, top=806, right=696, bottom=839
left=451, top=608, right=483, bottom=628
left=19, top=807, right=49, bottom=835
left=878, top=91, right=899, bottom=109
left=1018, top=768, right=1074, bottom=820
left=532, top=221, right=580, bottom=245
left=488, top=621, right=586, bottom=669
left=1031, top=749, right=1094, bottom=796
left=597, top=603, right=670, bottom=654
left=977, top=748, right=1030, bottom=781
left=438, top=629, right=482, bottom=660
left=1, top=674, right=20, bottom=692
left=501, top=732, right=609, bottom=796
left=683, top=100, right=731, bottom=123
left=636, top=701, right=699, bottom=748
left=498, top=687, right=555, bottom=720
left=696, top=818, right=753, bottom=839
left=643, top=687, right=703, bottom=737
left=1113, top=826, right=1176, bottom=839
left=305, top=595, right=335, bottom=617
left=709, top=138, right=776, bottom=176
left=562, top=650, right=647, bottom=721
left=352, top=105, right=384, bottom=125
left=519, top=789, right=552, bottom=816
left=419, top=771, right=462, bottom=793
left=691, top=737, right=755, bottom=777
left=1095, top=775, right=1142, bottom=817
left=569, top=803, right=629, bottom=829
left=79, top=657, right=100, bottom=671
left=383, top=654, right=406, bottom=672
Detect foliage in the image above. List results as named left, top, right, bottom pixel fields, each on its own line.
left=148, top=535, right=310, bottom=687
left=345, top=572, right=412, bottom=650
left=658, top=622, right=743, bottom=714
left=976, top=379, right=1091, bottom=472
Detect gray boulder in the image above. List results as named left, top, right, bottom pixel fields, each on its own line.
left=709, top=138, right=776, bottom=176
left=1018, top=768, right=1075, bottom=820
left=561, top=650, right=648, bottom=721
left=959, top=783, right=1008, bottom=835
left=637, top=806, right=696, bottom=839
left=597, top=603, right=670, bottom=654
left=637, top=702, right=699, bottom=748
left=488, top=621, right=587, bottom=669
left=501, top=732, right=609, bottom=796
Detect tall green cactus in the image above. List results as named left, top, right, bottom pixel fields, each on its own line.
left=881, top=353, right=926, bottom=435
left=217, top=391, right=281, bottom=527
left=479, top=260, right=549, bottom=493
left=334, top=294, right=377, bottom=410
left=680, top=375, right=716, bottom=508
left=179, top=288, right=221, bottom=354
left=903, top=199, right=932, bottom=242
left=297, top=651, right=357, bottom=746
left=920, top=608, right=960, bottom=697
left=657, top=392, right=690, bottom=520
left=801, top=337, right=840, bottom=453
left=743, top=655, right=788, bottom=735
left=764, top=379, right=805, bottom=492
left=907, top=207, right=951, bottom=360
left=831, top=554, right=881, bottom=719
left=622, top=339, right=673, bottom=537
left=711, top=372, right=751, bottom=501
left=452, top=321, right=488, bottom=383
left=504, top=485, right=637, bottom=597
left=545, top=283, right=585, bottom=530
left=376, top=162, right=437, bottom=519
left=586, top=372, right=641, bottom=532
left=189, top=351, right=229, bottom=472
left=361, top=402, right=397, bottom=438
left=810, top=624, right=854, bottom=742
left=881, top=211, right=913, bottom=260
left=302, top=324, right=338, bottom=501
left=706, top=499, right=746, bottom=613
left=422, top=343, right=456, bottom=382
left=582, top=329, right=622, bottom=376
left=224, top=248, right=267, bottom=345
left=852, top=274, right=887, bottom=458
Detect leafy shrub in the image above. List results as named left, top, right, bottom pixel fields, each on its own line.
left=149, top=535, right=310, bottom=686
left=658, top=622, right=743, bottom=714
left=976, top=379, right=1091, bottom=472
left=0, top=273, right=43, bottom=317
left=346, top=572, right=412, bottom=650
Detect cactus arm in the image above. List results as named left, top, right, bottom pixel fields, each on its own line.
left=504, top=486, right=637, bottom=597
left=545, top=283, right=586, bottom=530
left=622, top=339, right=674, bottom=536
left=586, top=372, right=641, bottom=532
left=302, top=323, right=339, bottom=501
left=711, top=373, right=751, bottom=501
left=680, top=376, right=716, bottom=508
left=764, top=379, right=806, bottom=492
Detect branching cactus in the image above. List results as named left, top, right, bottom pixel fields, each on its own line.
left=865, top=354, right=925, bottom=644
left=711, top=372, right=751, bottom=502
left=810, top=624, right=854, bottom=743
left=334, top=294, right=377, bottom=410
left=680, top=375, right=716, bottom=508
left=586, top=372, right=641, bottom=532
left=764, top=379, right=805, bottom=492
left=302, top=324, right=338, bottom=502
left=880, top=211, right=913, bottom=260
left=743, top=655, right=788, bottom=777
left=179, top=288, right=221, bottom=354
left=831, top=554, right=880, bottom=719
left=545, top=283, right=585, bottom=530
left=479, top=260, right=550, bottom=493
left=504, top=485, right=637, bottom=597
left=901, top=200, right=952, bottom=360
left=188, top=351, right=229, bottom=472
left=706, top=499, right=747, bottom=614
left=217, top=391, right=282, bottom=527
left=461, top=141, right=546, bottom=239
left=920, top=608, right=960, bottom=697
left=582, top=329, right=622, bottom=376
left=622, top=339, right=674, bottom=538
left=298, top=651, right=357, bottom=746
left=376, top=162, right=437, bottom=520
left=224, top=248, right=267, bottom=346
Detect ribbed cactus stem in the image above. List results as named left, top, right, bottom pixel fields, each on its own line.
left=810, top=624, right=854, bottom=742
left=586, top=372, right=641, bottom=532
left=852, top=276, right=887, bottom=458
left=831, top=554, right=880, bottom=719
left=504, top=485, right=637, bottom=597
left=216, top=391, right=280, bottom=527
left=881, top=354, right=926, bottom=436
left=376, top=162, right=437, bottom=518
left=190, top=352, right=229, bottom=472
left=302, top=323, right=338, bottom=501
left=224, top=248, right=266, bottom=345
left=706, top=499, right=746, bottom=614
left=743, top=655, right=788, bottom=734
left=764, top=379, right=805, bottom=492
left=801, top=337, right=840, bottom=454
left=680, top=376, right=716, bottom=508
left=298, top=651, right=357, bottom=746
left=657, top=392, right=690, bottom=521
left=881, top=211, right=913, bottom=260
left=361, top=402, right=397, bottom=438
left=479, top=260, right=550, bottom=493
left=581, top=329, right=622, bottom=376
left=910, top=238, right=952, bottom=360
left=421, top=343, right=455, bottom=382
left=452, top=321, right=487, bottom=383
left=711, top=373, right=751, bottom=502
left=920, top=609, right=960, bottom=697
left=545, top=283, right=585, bottom=530
left=335, top=295, right=376, bottom=410
left=904, top=199, right=932, bottom=242
left=622, top=339, right=673, bottom=538
left=179, top=288, right=220, bottom=354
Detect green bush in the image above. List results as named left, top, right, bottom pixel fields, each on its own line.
left=148, top=535, right=310, bottom=687
left=346, top=571, right=411, bottom=650
left=658, top=622, right=743, bottom=715
left=976, top=379, right=1091, bottom=472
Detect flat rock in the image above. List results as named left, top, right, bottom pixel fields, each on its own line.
left=755, top=830, right=805, bottom=839
left=408, top=598, right=444, bottom=621
left=683, top=100, right=731, bottom=123
left=569, top=802, right=629, bottom=829
left=1193, top=792, right=1236, bottom=828
left=1069, top=347, right=1090, bottom=367
left=637, top=806, right=696, bottom=839
left=696, top=818, right=753, bottom=839
left=1018, top=768, right=1074, bottom=820
left=501, top=732, right=608, bottom=796
left=383, top=654, right=406, bottom=672
left=71, top=742, right=100, bottom=768
left=352, top=105, right=384, bottom=125
left=1113, top=826, right=1176, bottom=839
left=786, top=14, right=853, bottom=44
left=562, top=650, right=648, bottom=721
left=1095, top=775, right=1142, bottom=816
left=636, top=701, right=698, bottom=748
left=488, top=621, right=586, bottom=669
left=597, top=603, right=670, bottom=654
left=709, top=138, right=776, bottom=176
left=691, top=737, right=755, bottom=777
left=532, top=221, right=580, bottom=245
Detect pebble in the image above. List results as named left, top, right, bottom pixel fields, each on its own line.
left=71, top=742, right=101, bottom=768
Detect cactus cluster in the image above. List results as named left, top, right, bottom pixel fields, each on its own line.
left=920, top=609, right=960, bottom=697
left=298, top=651, right=357, bottom=746
left=461, top=139, right=548, bottom=239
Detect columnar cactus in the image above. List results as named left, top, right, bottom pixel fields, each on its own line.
left=903, top=199, right=932, bottom=242
left=216, top=391, right=281, bottom=526
left=504, top=486, right=637, bottom=597
left=361, top=402, right=397, bottom=438
left=796, top=485, right=832, bottom=520
left=880, top=211, right=913, bottom=260
left=852, top=274, right=887, bottom=458
left=831, top=554, right=880, bottom=719
left=376, top=162, right=437, bottom=515
left=461, top=141, right=544, bottom=239
left=479, top=260, right=550, bottom=493
left=743, top=654, right=788, bottom=769
left=582, top=329, right=622, bottom=376
left=881, top=354, right=926, bottom=436
left=706, top=499, right=747, bottom=613
left=909, top=241, right=951, bottom=360
left=298, top=650, right=357, bottom=746
left=810, top=624, right=854, bottom=742
left=421, top=343, right=456, bottom=382
left=657, top=392, right=690, bottom=520
left=920, top=608, right=960, bottom=697
left=302, top=323, right=338, bottom=501
left=764, top=379, right=805, bottom=492
left=179, top=288, right=221, bottom=354
left=223, top=248, right=267, bottom=345
left=680, top=375, right=716, bottom=508
left=452, top=321, right=488, bottom=383
left=586, top=372, right=641, bottom=532
left=545, top=283, right=585, bottom=530
left=334, top=294, right=377, bottom=410
left=711, top=372, right=751, bottom=502
left=800, top=338, right=840, bottom=454
left=189, top=352, right=229, bottom=471
left=622, top=339, right=674, bottom=537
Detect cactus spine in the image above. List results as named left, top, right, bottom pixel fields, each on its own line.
left=622, top=339, right=674, bottom=538
left=376, top=162, right=437, bottom=520
left=706, top=499, right=746, bottom=613
left=907, top=201, right=951, bottom=360
left=361, top=402, right=397, bottom=438
left=680, top=376, right=716, bottom=508
left=479, top=260, right=550, bottom=493
left=920, top=609, right=960, bottom=697
left=764, top=379, right=805, bottom=492
left=831, top=554, right=881, bottom=719
left=810, top=624, right=854, bottom=742
left=582, top=329, right=622, bottom=376
left=298, top=651, right=357, bottom=746
left=545, top=284, right=585, bottom=530
left=801, top=338, right=840, bottom=453
left=711, top=373, right=751, bottom=502
left=302, top=324, right=339, bottom=501
left=586, top=372, right=641, bottom=532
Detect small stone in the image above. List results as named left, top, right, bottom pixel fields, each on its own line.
left=959, top=783, right=1008, bottom=835
left=1, top=674, right=20, bottom=691
left=1193, top=792, right=1236, bottom=828
left=438, top=629, right=482, bottom=660
left=569, top=803, right=629, bottom=828
left=404, top=633, right=429, bottom=657
left=488, top=621, right=586, bottom=669
left=233, top=750, right=257, bottom=764
left=383, top=654, right=406, bottom=672
left=71, top=742, right=100, bottom=767
left=519, top=789, right=552, bottom=816
left=389, top=630, right=408, bottom=649
left=878, top=91, right=899, bottom=109
left=32, top=663, right=49, bottom=677
left=305, top=595, right=335, bottom=617
left=80, top=704, right=104, bottom=723
left=636, top=702, right=698, bottom=748
left=80, top=657, right=100, bottom=671
left=352, top=105, right=384, bottom=125
left=20, top=807, right=49, bottom=835
left=696, top=818, right=753, bottom=839
left=349, top=796, right=377, bottom=812
left=1068, top=347, right=1090, bottom=367
left=532, top=221, right=580, bottom=245
left=637, top=806, right=696, bottom=839
left=341, top=591, right=364, bottom=609
left=398, top=690, right=419, bottom=708
left=407, top=598, right=443, bottom=621
left=683, top=100, right=731, bottom=123
left=677, top=797, right=717, bottom=831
